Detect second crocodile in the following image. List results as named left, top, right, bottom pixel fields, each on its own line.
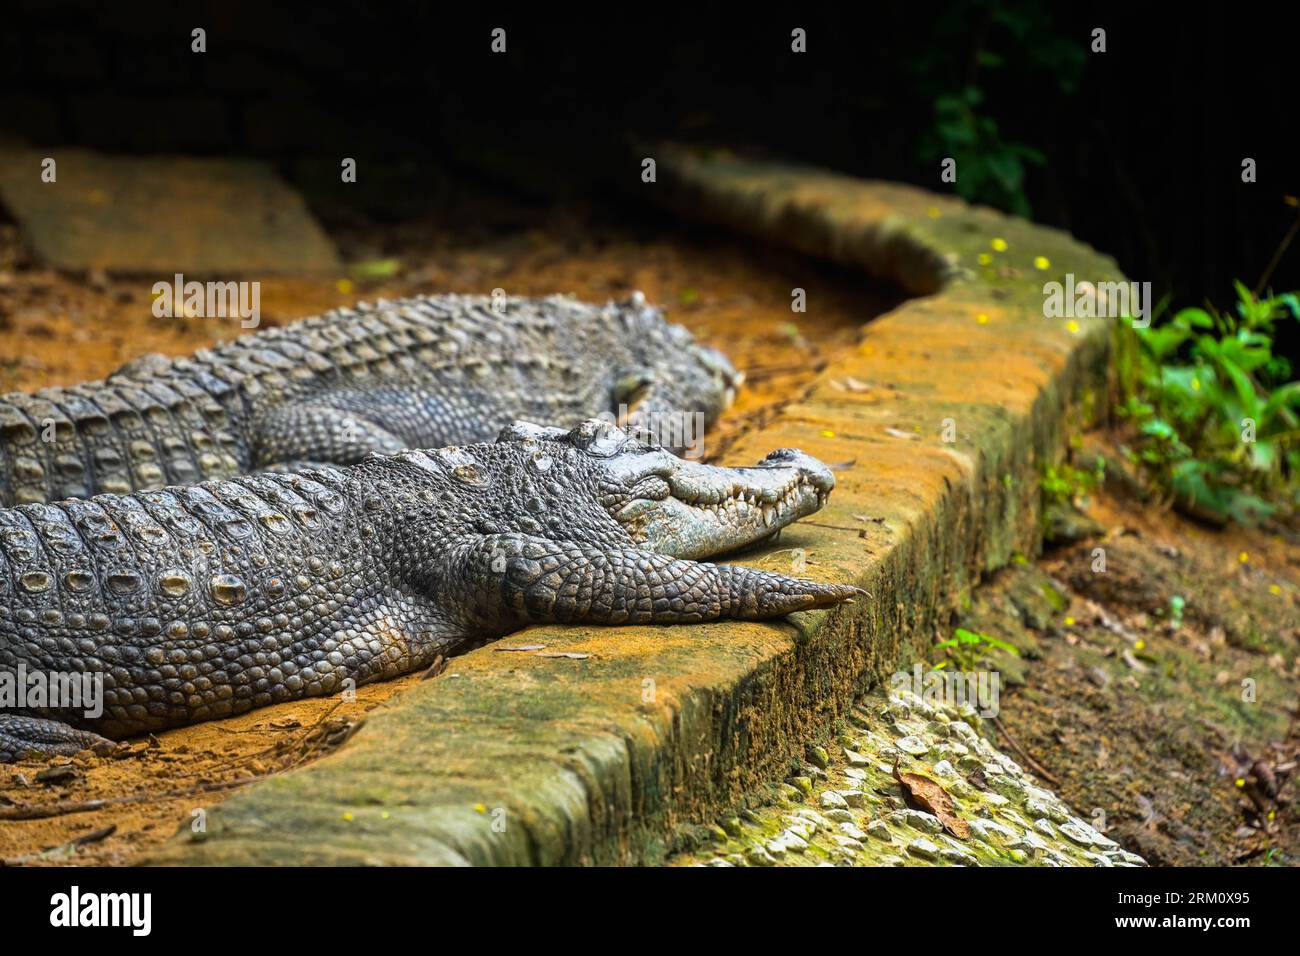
left=0, top=292, right=742, bottom=506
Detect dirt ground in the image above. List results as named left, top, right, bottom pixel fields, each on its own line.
left=960, top=450, right=1300, bottom=867
left=0, top=204, right=901, bottom=864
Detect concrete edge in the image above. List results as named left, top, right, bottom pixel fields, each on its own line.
left=149, top=149, right=1125, bottom=865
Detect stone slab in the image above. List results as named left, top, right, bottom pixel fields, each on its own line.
left=0, top=148, right=340, bottom=275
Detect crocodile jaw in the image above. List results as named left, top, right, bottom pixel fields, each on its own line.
left=610, top=449, right=834, bottom=560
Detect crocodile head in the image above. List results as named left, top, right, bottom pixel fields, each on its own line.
left=495, top=420, right=832, bottom=560
left=611, top=293, right=744, bottom=457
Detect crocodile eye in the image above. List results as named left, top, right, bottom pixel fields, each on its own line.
left=612, top=371, right=653, bottom=405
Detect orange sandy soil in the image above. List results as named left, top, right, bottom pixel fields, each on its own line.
left=0, top=209, right=901, bottom=864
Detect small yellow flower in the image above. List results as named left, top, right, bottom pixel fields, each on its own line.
left=991, top=238, right=1008, bottom=252
left=1239, top=551, right=1249, bottom=564
left=1064, top=616, right=1075, bottom=626
left=341, top=812, right=354, bottom=821
left=926, top=206, right=941, bottom=219
left=976, top=313, right=989, bottom=324
left=1066, top=320, right=1080, bottom=334
left=821, top=429, right=836, bottom=438
left=473, top=802, right=487, bottom=814
left=1033, top=256, right=1051, bottom=270
left=1269, top=584, right=1281, bottom=596
left=977, top=252, right=993, bottom=266
left=1235, top=778, right=1246, bottom=788
left=1134, top=640, right=1145, bottom=651
left=336, top=278, right=354, bottom=295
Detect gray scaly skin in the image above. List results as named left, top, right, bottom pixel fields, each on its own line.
left=0, top=420, right=860, bottom=761
left=0, top=292, right=741, bottom=507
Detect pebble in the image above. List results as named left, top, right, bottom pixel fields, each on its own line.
left=970, top=818, right=1017, bottom=845
left=931, top=759, right=958, bottom=778
left=844, top=748, right=871, bottom=767
left=896, top=735, right=930, bottom=756
left=888, top=808, right=943, bottom=834
left=940, top=846, right=978, bottom=865
left=907, top=837, right=940, bottom=860
left=987, top=774, right=1026, bottom=798
left=1026, top=798, right=1067, bottom=824
left=786, top=820, right=815, bottom=841
left=839, top=822, right=868, bottom=842
left=1069, top=817, right=1117, bottom=847
left=1106, top=848, right=1147, bottom=867
left=865, top=819, right=894, bottom=841
left=820, top=790, right=849, bottom=810
left=1059, top=821, right=1098, bottom=846
left=949, top=721, right=978, bottom=743
left=1018, top=830, right=1051, bottom=851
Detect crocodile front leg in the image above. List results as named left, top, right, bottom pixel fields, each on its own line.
left=440, top=534, right=862, bottom=632
left=0, top=714, right=116, bottom=762
left=252, top=402, right=407, bottom=469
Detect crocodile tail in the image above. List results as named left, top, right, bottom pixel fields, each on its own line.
left=0, top=368, right=250, bottom=507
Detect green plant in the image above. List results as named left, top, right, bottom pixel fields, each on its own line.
left=912, top=1, right=1083, bottom=216
left=934, top=627, right=1020, bottom=671
left=1117, top=283, right=1300, bottom=524
left=1041, top=456, right=1105, bottom=506
left=927, top=87, right=1044, bottom=217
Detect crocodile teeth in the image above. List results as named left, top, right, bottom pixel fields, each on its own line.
left=762, top=504, right=777, bottom=527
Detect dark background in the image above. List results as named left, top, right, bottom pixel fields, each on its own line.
left=3, top=2, right=1296, bottom=336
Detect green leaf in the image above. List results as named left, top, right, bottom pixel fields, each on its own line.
left=1173, top=307, right=1214, bottom=329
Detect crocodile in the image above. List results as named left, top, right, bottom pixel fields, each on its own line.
left=0, top=420, right=859, bottom=760
left=0, top=292, right=742, bottom=507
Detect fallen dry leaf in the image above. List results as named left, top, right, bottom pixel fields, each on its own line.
left=894, top=764, right=969, bottom=839
left=537, top=652, right=591, bottom=660
left=495, top=644, right=547, bottom=652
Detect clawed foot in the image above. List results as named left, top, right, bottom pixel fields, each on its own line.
left=0, top=714, right=117, bottom=763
